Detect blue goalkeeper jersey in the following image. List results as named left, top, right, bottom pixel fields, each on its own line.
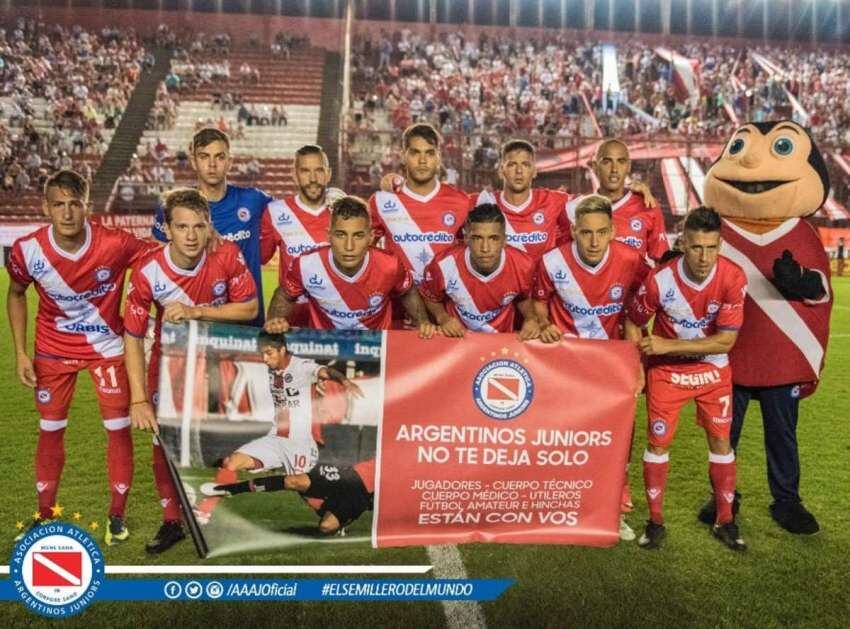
left=152, top=184, right=272, bottom=326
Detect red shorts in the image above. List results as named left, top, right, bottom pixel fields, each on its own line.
left=34, top=355, right=130, bottom=420
left=645, top=364, right=733, bottom=448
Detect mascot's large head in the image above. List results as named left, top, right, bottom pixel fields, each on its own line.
left=704, top=120, right=829, bottom=220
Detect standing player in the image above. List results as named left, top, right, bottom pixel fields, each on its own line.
left=266, top=196, right=434, bottom=335
left=260, top=144, right=342, bottom=326
left=625, top=207, right=748, bottom=551
left=7, top=170, right=153, bottom=544
left=420, top=203, right=539, bottom=339
left=124, top=188, right=259, bottom=553
left=369, top=123, right=471, bottom=285
left=205, top=457, right=376, bottom=536
left=152, top=127, right=272, bottom=325
left=564, top=139, right=669, bottom=263
left=533, top=194, right=650, bottom=541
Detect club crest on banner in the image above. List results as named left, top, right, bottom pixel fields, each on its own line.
left=472, top=357, right=534, bottom=420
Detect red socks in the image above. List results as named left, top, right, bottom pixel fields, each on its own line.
left=104, top=418, right=133, bottom=518
left=709, top=451, right=737, bottom=525
left=35, top=420, right=67, bottom=520
left=152, top=440, right=182, bottom=522
left=642, top=450, right=670, bottom=525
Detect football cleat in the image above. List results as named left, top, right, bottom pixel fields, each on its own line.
left=145, top=521, right=185, bottom=555
left=14, top=518, right=53, bottom=542
left=698, top=491, right=742, bottom=525
left=638, top=520, right=666, bottom=549
left=105, top=515, right=130, bottom=546
left=713, top=520, right=747, bottom=551
left=619, top=514, right=636, bottom=542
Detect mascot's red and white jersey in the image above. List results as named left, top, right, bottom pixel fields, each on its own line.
left=720, top=218, right=831, bottom=391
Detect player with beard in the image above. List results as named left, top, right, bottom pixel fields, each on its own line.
left=564, top=139, right=669, bottom=263
left=260, top=144, right=344, bottom=327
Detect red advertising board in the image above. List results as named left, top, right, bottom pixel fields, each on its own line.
left=374, top=332, right=639, bottom=548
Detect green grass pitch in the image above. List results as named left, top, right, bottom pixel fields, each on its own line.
left=1, top=269, right=848, bottom=627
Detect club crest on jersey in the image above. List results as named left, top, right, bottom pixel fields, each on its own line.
left=308, top=274, right=324, bottom=288
left=630, top=218, right=643, bottom=232
left=442, top=212, right=456, bottom=227
left=94, top=267, right=112, bottom=283
left=368, top=293, right=384, bottom=308
left=37, top=389, right=51, bottom=404
left=213, top=281, right=227, bottom=296
left=707, top=301, right=720, bottom=314
left=609, top=284, right=624, bottom=301
left=791, top=385, right=801, bottom=399
left=237, top=207, right=251, bottom=222
left=532, top=211, right=545, bottom=225
left=276, top=211, right=293, bottom=225
left=473, top=359, right=534, bottom=420
left=500, top=292, right=517, bottom=306
left=650, top=419, right=667, bottom=436
left=284, top=373, right=293, bottom=383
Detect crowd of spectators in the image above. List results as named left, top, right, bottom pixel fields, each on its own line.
left=0, top=17, right=147, bottom=194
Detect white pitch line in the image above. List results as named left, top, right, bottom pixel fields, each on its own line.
left=427, top=545, right=487, bottom=629
left=0, top=565, right=432, bottom=575
left=33, top=553, right=81, bottom=586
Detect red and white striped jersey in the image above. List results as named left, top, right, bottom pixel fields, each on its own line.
left=421, top=244, right=535, bottom=333
left=268, top=355, right=321, bottom=442
left=535, top=240, right=650, bottom=339
left=564, top=191, right=669, bottom=262
left=472, top=188, right=571, bottom=260
left=627, top=255, right=747, bottom=370
left=260, top=194, right=330, bottom=283
left=123, top=241, right=256, bottom=355
left=283, top=245, right=413, bottom=330
left=369, top=181, right=471, bottom=283
left=7, top=222, right=153, bottom=360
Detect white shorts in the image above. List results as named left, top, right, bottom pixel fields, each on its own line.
left=236, top=436, right=319, bottom=474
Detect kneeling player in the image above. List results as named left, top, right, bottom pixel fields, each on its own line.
left=626, top=207, right=747, bottom=551
left=205, top=459, right=375, bottom=535
left=193, top=331, right=363, bottom=524
left=420, top=203, right=539, bottom=339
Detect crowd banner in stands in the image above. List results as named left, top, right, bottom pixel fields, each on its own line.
left=373, top=332, right=638, bottom=548
left=157, top=324, right=637, bottom=554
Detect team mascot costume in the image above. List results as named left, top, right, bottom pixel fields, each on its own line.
left=700, top=120, right=832, bottom=534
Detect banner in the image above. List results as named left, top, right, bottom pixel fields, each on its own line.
left=157, top=323, right=638, bottom=553
left=374, top=332, right=639, bottom=548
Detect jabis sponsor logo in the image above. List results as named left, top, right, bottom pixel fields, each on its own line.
left=62, top=322, right=111, bottom=335
left=94, top=267, right=111, bottom=283
left=609, top=284, right=624, bottom=301
left=212, top=280, right=227, bottom=296
left=37, top=389, right=51, bottom=404
left=532, top=211, right=545, bottom=225
left=472, top=359, right=534, bottom=420
left=442, top=212, right=456, bottom=227
left=237, top=207, right=251, bottom=223
left=630, top=218, right=643, bottom=232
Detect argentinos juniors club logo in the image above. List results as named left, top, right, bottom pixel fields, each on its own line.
left=10, top=522, right=104, bottom=618
left=473, top=356, right=534, bottom=420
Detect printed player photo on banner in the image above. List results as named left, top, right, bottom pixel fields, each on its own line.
left=155, top=322, right=380, bottom=557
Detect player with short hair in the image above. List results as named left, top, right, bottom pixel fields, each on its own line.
left=124, top=187, right=259, bottom=553
left=7, top=169, right=154, bottom=545
left=266, top=195, right=435, bottom=335
left=564, top=138, right=669, bottom=263
left=260, top=144, right=344, bottom=326
left=420, top=203, right=539, bottom=339
left=204, top=458, right=376, bottom=536
left=533, top=194, right=650, bottom=541
left=151, top=127, right=273, bottom=325
left=626, top=206, right=748, bottom=551
left=369, top=123, right=472, bottom=285
left=193, top=331, right=364, bottom=525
